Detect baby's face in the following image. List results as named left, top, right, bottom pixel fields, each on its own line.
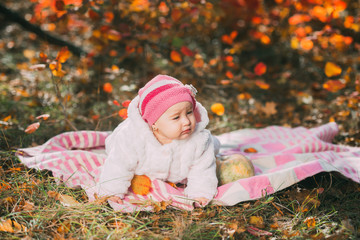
left=153, top=101, right=196, bottom=144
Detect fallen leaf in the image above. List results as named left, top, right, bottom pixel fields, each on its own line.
left=58, top=194, right=80, bottom=207
left=254, top=62, right=267, bottom=76
left=255, top=80, right=270, bottom=90
left=262, top=102, right=277, bottom=117
left=0, top=219, right=13, bottom=233
left=122, top=100, right=131, bottom=108
left=300, top=38, right=313, bottom=51
left=152, top=199, right=172, bottom=212
left=249, top=216, right=265, bottom=228
left=324, top=62, right=342, bottom=77
left=244, top=147, right=258, bottom=153
left=25, top=122, right=40, bottom=134
left=0, top=219, right=27, bottom=233
left=323, top=80, right=346, bottom=92
left=48, top=190, right=80, bottom=206
left=118, top=109, right=128, bottom=119
left=304, top=217, right=316, bottom=228
left=22, top=200, right=35, bottom=211
left=170, top=50, right=182, bottom=63
left=103, top=82, right=113, bottom=93
left=211, top=103, right=225, bottom=116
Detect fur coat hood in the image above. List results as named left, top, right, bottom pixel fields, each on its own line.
left=97, top=96, right=219, bottom=200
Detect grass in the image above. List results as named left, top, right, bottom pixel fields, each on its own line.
left=1, top=150, right=359, bottom=239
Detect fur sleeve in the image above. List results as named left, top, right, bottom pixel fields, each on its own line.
left=184, top=130, right=218, bottom=200
left=97, top=123, right=138, bottom=198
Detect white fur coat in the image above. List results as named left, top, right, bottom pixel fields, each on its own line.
left=97, top=96, right=219, bottom=200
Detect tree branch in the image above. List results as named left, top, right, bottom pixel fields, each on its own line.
left=0, top=3, right=86, bottom=57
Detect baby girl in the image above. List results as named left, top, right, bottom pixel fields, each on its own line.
left=97, top=74, right=219, bottom=206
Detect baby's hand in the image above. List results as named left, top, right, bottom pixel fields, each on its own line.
left=194, top=197, right=209, bottom=207
left=108, top=196, right=123, bottom=204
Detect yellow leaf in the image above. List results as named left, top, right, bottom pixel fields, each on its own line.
left=249, top=216, right=265, bottom=229
left=58, top=194, right=80, bottom=207
left=0, top=219, right=13, bottom=233
left=211, top=103, right=225, bottom=116
left=324, top=62, right=342, bottom=77
left=23, top=49, right=36, bottom=59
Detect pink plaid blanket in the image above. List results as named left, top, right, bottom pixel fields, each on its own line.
left=17, top=122, right=360, bottom=212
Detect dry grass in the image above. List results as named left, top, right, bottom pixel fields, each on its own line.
left=1, top=150, right=359, bottom=239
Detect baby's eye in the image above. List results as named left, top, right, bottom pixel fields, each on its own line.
left=187, top=110, right=193, bottom=115
left=173, top=116, right=180, bottom=120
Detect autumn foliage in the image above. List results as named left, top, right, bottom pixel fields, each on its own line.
left=0, top=0, right=358, bottom=134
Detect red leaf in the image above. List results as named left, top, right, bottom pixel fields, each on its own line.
left=254, top=62, right=267, bottom=76
left=122, top=100, right=131, bottom=108
left=180, top=46, right=195, bottom=57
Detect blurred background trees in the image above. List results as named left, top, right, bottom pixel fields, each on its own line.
left=0, top=0, right=359, bottom=147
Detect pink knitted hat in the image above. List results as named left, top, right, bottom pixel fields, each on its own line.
left=138, top=74, right=197, bottom=125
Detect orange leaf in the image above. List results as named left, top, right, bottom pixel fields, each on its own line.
left=118, top=109, right=128, bottom=119
left=311, top=6, right=327, bottom=22
left=170, top=50, right=182, bottom=63
left=171, top=8, right=182, bottom=22
left=193, top=57, right=204, bottom=68
left=225, top=71, right=234, bottom=79
left=0, top=219, right=14, bottom=233
left=211, top=103, right=225, bottom=116
left=25, top=122, right=40, bottom=134
left=324, top=62, right=342, bottom=77
left=39, top=52, right=48, bottom=62
left=158, top=2, right=169, bottom=14
left=3, top=115, right=11, bottom=122
left=254, top=62, right=267, bottom=76
left=323, top=80, right=346, bottom=92
left=304, top=217, right=316, bottom=228
left=244, top=147, right=258, bottom=153
left=107, top=29, right=122, bottom=41
left=260, top=35, right=271, bottom=45
left=56, top=47, right=71, bottom=63
left=103, top=83, right=113, bottom=93
left=237, top=93, right=252, bottom=100
left=288, top=14, right=311, bottom=25
left=300, top=38, right=313, bottom=51
left=255, top=80, right=270, bottom=89
left=104, top=11, right=114, bottom=23
left=130, top=175, right=152, bottom=195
